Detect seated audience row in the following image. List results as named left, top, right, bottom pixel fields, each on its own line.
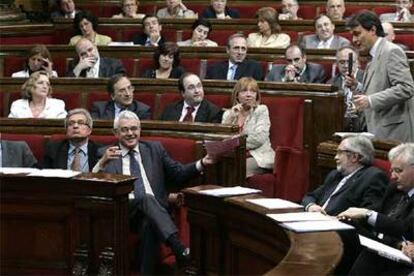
left=50, top=0, right=413, bottom=22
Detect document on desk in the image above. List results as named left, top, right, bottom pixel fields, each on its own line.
left=0, top=167, right=39, bottom=174
left=280, top=220, right=354, bottom=233
left=359, top=235, right=412, bottom=265
left=28, top=169, right=81, bottom=178
left=334, top=132, right=375, bottom=139
left=204, top=135, right=240, bottom=156
left=246, top=198, right=303, bottom=210
left=267, top=212, right=333, bottom=222
left=199, top=186, right=261, bottom=197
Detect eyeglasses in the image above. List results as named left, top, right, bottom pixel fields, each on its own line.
left=118, top=126, right=140, bottom=133
left=67, top=120, right=89, bottom=127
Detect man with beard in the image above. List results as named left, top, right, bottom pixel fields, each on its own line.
left=43, top=108, right=101, bottom=171
left=348, top=10, right=414, bottom=142
left=160, top=72, right=223, bottom=123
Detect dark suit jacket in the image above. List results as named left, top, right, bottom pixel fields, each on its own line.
left=160, top=99, right=223, bottom=123
left=328, top=69, right=365, bottom=90
left=201, top=6, right=240, bottom=18
left=205, top=59, right=264, bottom=81
left=369, top=185, right=414, bottom=245
left=66, top=57, right=126, bottom=77
left=132, top=33, right=166, bottom=46
left=90, top=100, right=152, bottom=120
left=141, top=66, right=185, bottom=79
left=302, top=166, right=388, bottom=216
left=101, top=141, right=199, bottom=208
left=43, top=139, right=101, bottom=171
left=1, top=140, right=37, bottom=167
left=266, top=62, right=326, bottom=83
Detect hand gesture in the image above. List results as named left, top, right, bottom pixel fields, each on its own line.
left=284, top=64, right=297, bottom=82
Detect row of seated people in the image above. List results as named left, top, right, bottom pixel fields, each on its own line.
left=35, top=8, right=414, bottom=49
left=2, top=70, right=310, bottom=199
left=50, top=0, right=414, bottom=22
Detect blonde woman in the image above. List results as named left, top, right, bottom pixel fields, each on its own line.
left=8, top=71, right=67, bottom=118
left=222, top=77, right=275, bottom=177
left=247, top=7, right=290, bottom=48
left=112, top=0, right=145, bottom=19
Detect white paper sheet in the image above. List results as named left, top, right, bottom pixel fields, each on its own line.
left=199, top=186, right=261, bottom=197
left=359, top=235, right=412, bottom=265
left=280, top=220, right=354, bottom=232
left=334, top=132, right=375, bottom=139
left=0, top=167, right=39, bottom=174
left=28, top=169, right=81, bottom=178
left=108, top=41, right=134, bottom=46
left=267, top=212, right=334, bottom=222
left=246, top=198, right=303, bottom=209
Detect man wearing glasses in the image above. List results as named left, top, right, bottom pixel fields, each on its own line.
left=93, top=110, right=215, bottom=274
left=43, top=108, right=101, bottom=172
left=338, top=143, right=414, bottom=275
left=302, top=135, right=388, bottom=216
left=91, top=74, right=151, bottom=120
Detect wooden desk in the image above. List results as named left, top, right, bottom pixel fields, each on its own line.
left=183, top=185, right=343, bottom=275
left=0, top=172, right=134, bottom=275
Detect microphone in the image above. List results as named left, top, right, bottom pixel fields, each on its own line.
left=348, top=52, right=353, bottom=77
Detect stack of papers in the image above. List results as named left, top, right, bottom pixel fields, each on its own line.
left=267, top=212, right=354, bottom=233
left=0, top=168, right=81, bottom=178
left=246, top=198, right=303, bottom=210
left=334, top=132, right=375, bottom=139
left=199, top=186, right=261, bottom=197
left=359, top=235, right=412, bottom=265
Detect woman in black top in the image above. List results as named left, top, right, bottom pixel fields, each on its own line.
left=142, top=42, right=185, bottom=79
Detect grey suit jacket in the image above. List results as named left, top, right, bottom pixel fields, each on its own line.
left=101, top=141, right=199, bottom=208
left=1, top=140, right=37, bottom=167
left=300, top=34, right=350, bottom=50
left=362, top=38, right=414, bottom=142
left=379, top=12, right=414, bottom=23
left=91, top=100, right=151, bottom=120
left=329, top=69, right=365, bottom=90
left=66, top=57, right=126, bottom=77
left=266, top=62, right=326, bottom=83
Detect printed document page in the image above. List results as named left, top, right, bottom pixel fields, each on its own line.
left=246, top=198, right=303, bottom=209
left=199, top=186, right=261, bottom=197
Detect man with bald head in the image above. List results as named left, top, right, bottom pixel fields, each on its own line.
left=279, top=0, right=301, bottom=20
left=66, top=38, right=126, bottom=78
left=326, top=0, right=346, bottom=21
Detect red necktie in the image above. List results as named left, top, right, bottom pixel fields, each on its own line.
left=183, top=106, right=195, bottom=122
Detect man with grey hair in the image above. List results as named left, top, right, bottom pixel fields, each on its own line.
left=338, top=143, right=414, bottom=275
left=92, top=110, right=215, bottom=274
left=205, top=33, right=263, bottom=80
left=43, top=108, right=101, bottom=171
left=302, top=135, right=388, bottom=216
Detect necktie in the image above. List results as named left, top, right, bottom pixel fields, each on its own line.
left=322, top=176, right=348, bottom=209
left=71, top=147, right=81, bottom=171
left=129, top=150, right=145, bottom=200
left=183, top=106, right=195, bottom=122
left=227, top=65, right=237, bottom=80
left=387, top=194, right=410, bottom=218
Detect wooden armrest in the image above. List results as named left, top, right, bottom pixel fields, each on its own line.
left=168, top=192, right=185, bottom=208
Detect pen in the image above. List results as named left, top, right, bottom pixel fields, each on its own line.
left=402, top=236, right=408, bottom=245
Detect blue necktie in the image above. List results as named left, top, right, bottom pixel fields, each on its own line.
left=129, top=150, right=145, bottom=200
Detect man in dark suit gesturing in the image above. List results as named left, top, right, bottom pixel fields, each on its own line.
left=43, top=108, right=101, bottom=172
left=92, top=110, right=215, bottom=274
left=160, top=72, right=223, bottom=123
left=66, top=38, right=126, bottom=78
left=302, top=135, right=388, bottom=216
left=339, top=143, right=414, bottom=275
left=91, top=74, right=151, bottom=120
left=205, top=33, right=263, bottom=81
